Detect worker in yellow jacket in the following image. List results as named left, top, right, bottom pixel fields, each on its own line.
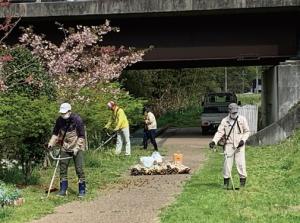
left=105, top=101, right=131, bottom=155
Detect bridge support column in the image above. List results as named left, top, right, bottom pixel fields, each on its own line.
left=262, top=61, right=300, bottom=127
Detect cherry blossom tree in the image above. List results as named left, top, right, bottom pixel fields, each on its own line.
left=0, top=0, right=21, bottom=92
left=19, top=20, right=148, bottom=99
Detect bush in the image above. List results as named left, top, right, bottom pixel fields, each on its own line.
left=73, top=82, right=146, bottom=148
left=0, top=46, right=56, bottom=99
left=0, top=181, right=21, bottom=207
left=0, top=95, right=57, bottom=183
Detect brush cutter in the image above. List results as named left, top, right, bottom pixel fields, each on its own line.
left=46, top=150, right=72, bottom=198
left=94, top=131, right=117, bottom=152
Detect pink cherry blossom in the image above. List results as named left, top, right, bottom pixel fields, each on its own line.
left=19, top=20, right=148, bottom=98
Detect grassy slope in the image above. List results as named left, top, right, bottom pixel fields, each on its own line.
left=237, top=93, right=261, bottom=106
left=0, top=147, right=156, bottom=223
left=161, top=131, right=300, bottom=223
left=158, top=106, right=201, bottom=128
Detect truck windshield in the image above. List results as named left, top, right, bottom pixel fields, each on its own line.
left=208, top=95, right=234, bottom=103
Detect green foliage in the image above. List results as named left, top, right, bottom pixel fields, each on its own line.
left=121, top=67, right=263, bottom=116
left=0, top=94, right=57, bottom=183
left=158, top=105, right=202, bottom=128
left=0, top=147, right=154, bottom=223
left=0, top=82, right=145, bottom=182
left=1, top=46, right=56, bottom=98
left=121, top=69, right=216, bottom=116
left=0, top=181, right=21, bottom=207
left=237, top=93, right=261, bottom=105
left=160, top=131, right=300, bottom=223
left=73, top=82, right=146, bottom=148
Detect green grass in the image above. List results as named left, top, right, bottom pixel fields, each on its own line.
left=0, top=147, right=158, bottom=223
left=237, top=93, right=261, bottom=106
left=158, top=106, right=201, bottom=128
left=160, top=131, right=300, bottom=223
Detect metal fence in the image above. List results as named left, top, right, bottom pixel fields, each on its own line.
left=239, top=105, right=258, bottom=136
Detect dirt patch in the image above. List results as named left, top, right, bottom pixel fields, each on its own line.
left=31, top=127, right=209, bottom=223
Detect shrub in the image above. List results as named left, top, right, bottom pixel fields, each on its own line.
left=0, top=181, right=21, bottom=207
left=0, top=94, right=57, bottom=183
left=73, top=82, right=146, bottom=148
left=0, top=46, right=56, bottom=99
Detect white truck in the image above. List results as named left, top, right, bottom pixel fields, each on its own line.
left=201, top=92, right=240, bottom=134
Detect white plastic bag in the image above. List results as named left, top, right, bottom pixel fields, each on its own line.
left=151, top=151, right=163, bottom=163
left=140, top=156, right=155, bottom=168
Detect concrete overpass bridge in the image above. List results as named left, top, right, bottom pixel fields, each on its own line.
left=1, top=0, right=300, bottom=143
left=1, top=0, right=300, bottom=68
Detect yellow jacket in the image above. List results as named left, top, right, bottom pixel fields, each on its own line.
left=105, top=106, right=129, bottom=131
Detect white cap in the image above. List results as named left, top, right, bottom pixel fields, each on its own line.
left=59, top=103, right=71, bottom=113
left=228, top=103, right=238, bottom=114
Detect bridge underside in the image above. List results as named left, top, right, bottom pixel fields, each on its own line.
left=7, top=10, right=300, bottom=69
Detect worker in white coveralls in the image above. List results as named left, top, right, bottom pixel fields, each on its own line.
left=209, top=103, right=250, bottom=189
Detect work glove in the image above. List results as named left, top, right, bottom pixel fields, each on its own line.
left=47, top=144, right=53, bottom=151
left=237, top=140, right=244, bottom=149
left=209, top=141, right=216, bottom=149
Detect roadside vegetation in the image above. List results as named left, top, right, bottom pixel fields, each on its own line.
left=0, top=148, right=155, bottom=223
left=160, top=130, right=300, bottom=223
left=238, top=93, right=261, bottom=106
left=157, top=105, right=201, bottom=128
left=121, top=67, right=263, bottom=117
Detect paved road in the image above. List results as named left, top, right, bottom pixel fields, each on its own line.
left=31, top=127, right=210, bottom=223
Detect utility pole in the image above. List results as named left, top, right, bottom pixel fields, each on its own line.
left=224, top=67, right=227, bottom=92
left=255, top=66, right=259, bottom=94
left=242, top=70, right=245, bottom=93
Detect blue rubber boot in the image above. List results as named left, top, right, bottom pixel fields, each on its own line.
left=57, top=180, right=68, bottom=196
left=78, top=180, right=86, bottom=198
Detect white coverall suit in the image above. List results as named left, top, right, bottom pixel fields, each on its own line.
left=212, top=115, right=250, bottom=179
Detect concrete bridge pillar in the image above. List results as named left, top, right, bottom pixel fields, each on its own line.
left=262, top=61, right=300, bottom=127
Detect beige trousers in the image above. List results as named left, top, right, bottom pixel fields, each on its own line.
left=223, top=144, right=247, bottom=179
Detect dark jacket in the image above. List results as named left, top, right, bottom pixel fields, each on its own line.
left=49, top=113, right=85, bottom=152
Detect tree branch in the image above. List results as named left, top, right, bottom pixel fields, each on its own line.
left=0, top=17, right=21, bottom=44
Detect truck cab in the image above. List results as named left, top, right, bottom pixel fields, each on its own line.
left=201, top=92, right=239, bottom=134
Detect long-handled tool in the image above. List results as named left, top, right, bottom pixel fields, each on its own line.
left=94, top=131, right=117, bottom=152
left=46, top=122, right=72, bottom=198
left=46, top=151, right=72, bottom=198
left=223, top=151, right=238, bottom=191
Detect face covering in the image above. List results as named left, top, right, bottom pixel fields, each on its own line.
left=61, top=112, right=71, bottom=119
left=230, top=113, right=238, bottom=119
